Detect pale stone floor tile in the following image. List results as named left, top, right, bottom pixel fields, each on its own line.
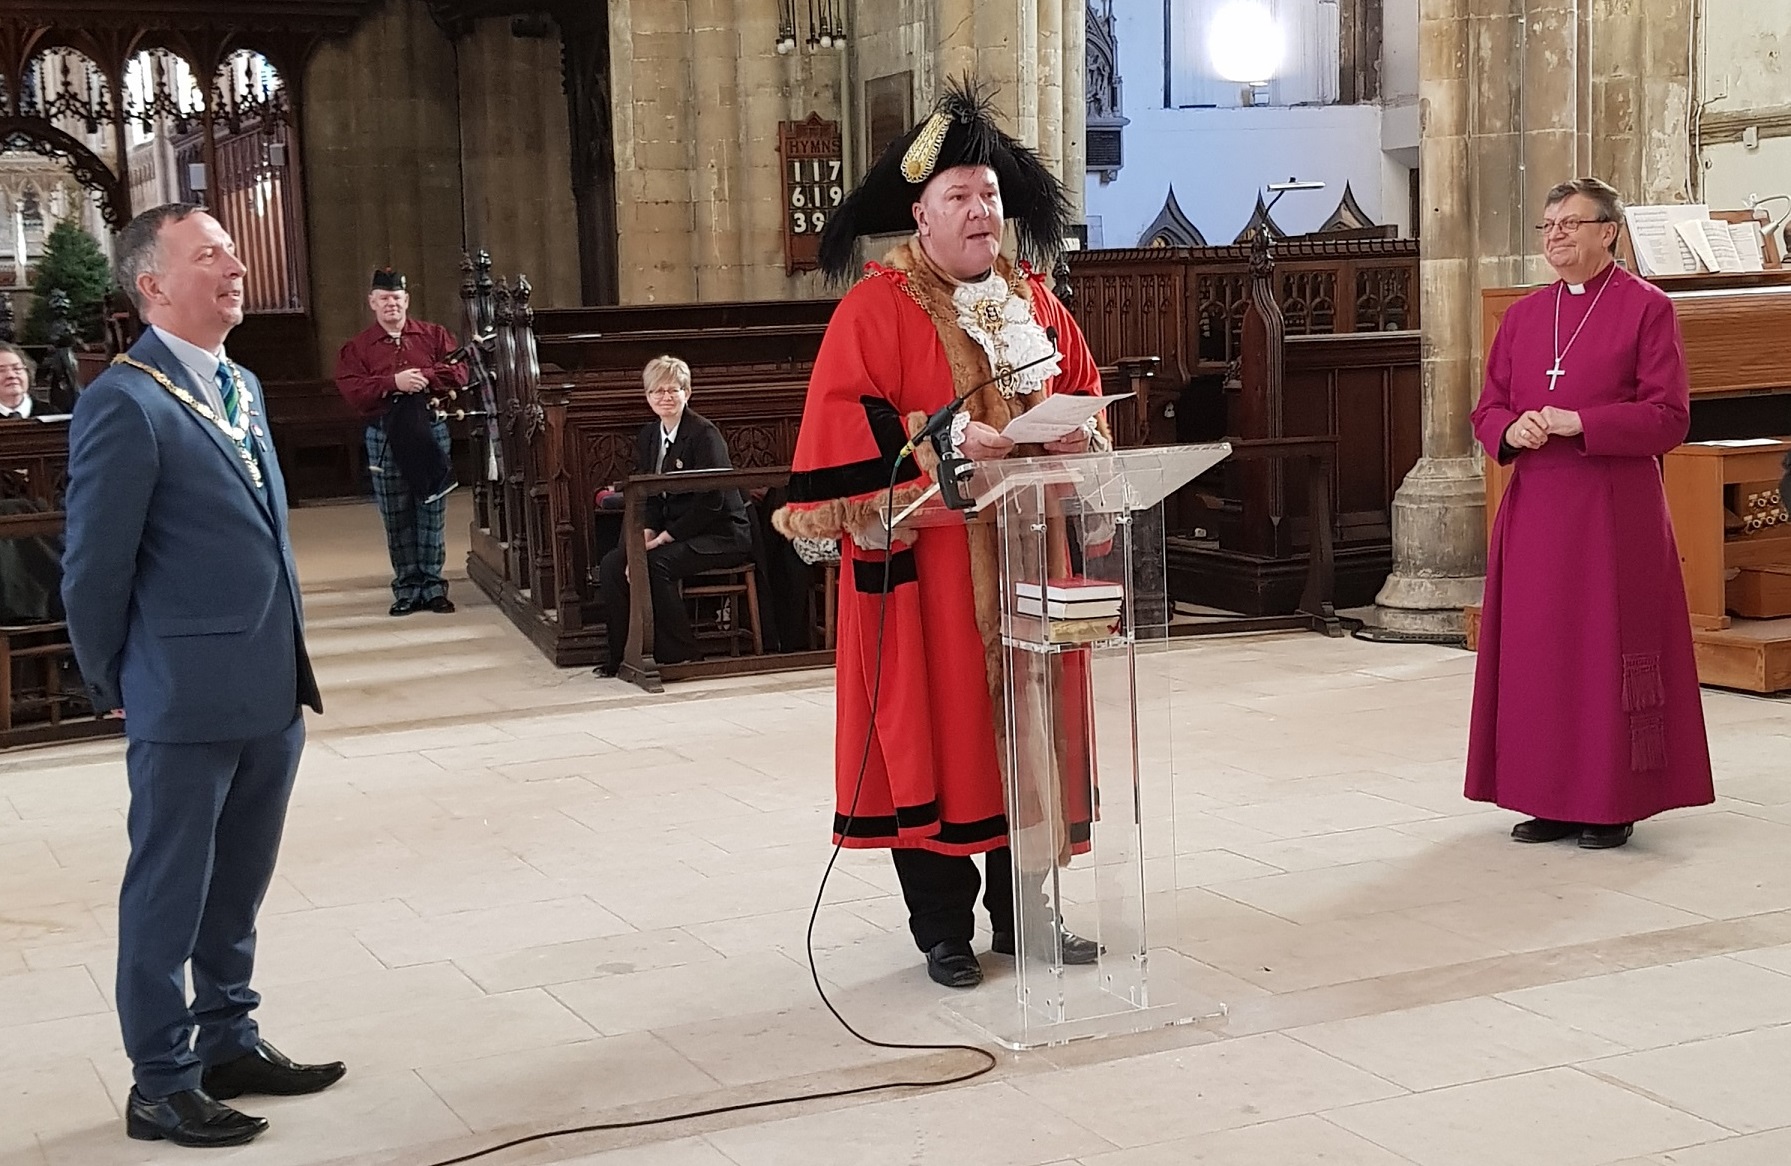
left=1587, top=1023, right=1791, bottom=1134
left=1729, top=944, right=1791, bottom=977
left=1073, top=1114, right=1420, bottom=1166
left=1324, top=1067, right=1728, bottom=1166
left=702, top=1080, right=1118, bottom=1166
left=0, top=1057, right=117, bottom=1151
left=354, top=896, right=635, bottom=967
left=453, top=928, right=727, bottom=994
left=1206, top=792, right=1442, bottom=840
left=1013, top=1032, right=1404, bottom=1148
left=1406, top=886, right=1711, bottom=955
left=1286, top=996, right=1628, bottom=1091
left=548, top=950, right=820, bottom=1037
left=1497, top=956, right=1791, bottom=1050
left=417, top=1031, right=719, bottom=1133
left=1645, top=1128, right=1791, bottom=1165
left=0, top=964, right=109, bottom=1029
left=551, top=1138, right=738, bottom=1165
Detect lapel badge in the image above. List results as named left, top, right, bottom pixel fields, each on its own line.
left=674, top=458, right=684, bottom=470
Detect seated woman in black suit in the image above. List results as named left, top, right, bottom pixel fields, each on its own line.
left=597, top=355, right=753, bottom=675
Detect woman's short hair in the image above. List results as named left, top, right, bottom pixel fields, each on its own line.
left=1545, top=178, right=1626, bottom=231
left=642, top=355, right=691, bottom=394
left=0, top=340, right=35, bottom=378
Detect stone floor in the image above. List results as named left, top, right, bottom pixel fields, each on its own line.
left=3, top=496, right=1790, bottom=1166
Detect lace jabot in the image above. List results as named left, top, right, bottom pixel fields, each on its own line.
left=949, top=270, right=1061, bottom=399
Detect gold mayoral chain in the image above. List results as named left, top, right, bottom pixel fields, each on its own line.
left=112, top=354, right=264, bottom=488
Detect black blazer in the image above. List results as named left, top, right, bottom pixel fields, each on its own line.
left=635, top=409, right=752, bottom=556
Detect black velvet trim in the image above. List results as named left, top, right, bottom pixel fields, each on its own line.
left=1068, top=820, right=1091, bottom=846
left=786, top=396, right=921, bottom=503
left=832, top=810, right=1010, bottom=846
left=894, top=801, right=940, bottom=830
left=851, top=548, right=918, bottom=593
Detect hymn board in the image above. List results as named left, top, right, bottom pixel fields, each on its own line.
left=778, top=114, right=844, bottom=275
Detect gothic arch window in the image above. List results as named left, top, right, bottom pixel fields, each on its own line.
left=1140, top=188, right=1207, bottom=248
left=19, top=186, right=43, bottom=233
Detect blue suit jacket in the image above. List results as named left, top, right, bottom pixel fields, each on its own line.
left=62, top=330, right=322, bottom=744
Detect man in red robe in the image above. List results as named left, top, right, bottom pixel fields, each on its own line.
left=1468, top=177, right=1714, bottom=848
left=774, top=79, right=1105, bottom=988
left=333, top=268, right=469, bottom=617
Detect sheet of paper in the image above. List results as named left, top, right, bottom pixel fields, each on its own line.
left=1728, top=221, right=1767, bottom=272
left=999, top=393, right=1133, bottom=444
left=1627, top=204, right=1708, bottom=275
left=1694, top=438, right=1783, bottom=448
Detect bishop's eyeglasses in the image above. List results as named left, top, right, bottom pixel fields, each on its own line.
left=1535, top=216, right=1612, bottom=236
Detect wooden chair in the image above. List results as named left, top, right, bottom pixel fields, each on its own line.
left=683, top=564, right=763, bottom=657
left=0, top=621, right=75, bottom=734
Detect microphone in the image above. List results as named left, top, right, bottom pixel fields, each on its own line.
left=897, top=326, right=1059, bottom=461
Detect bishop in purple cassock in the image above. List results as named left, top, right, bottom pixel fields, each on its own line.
left=1467, top=178, right=1714, bottom=849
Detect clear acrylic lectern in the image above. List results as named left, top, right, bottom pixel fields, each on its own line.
left=898, top=443, right=1231, bottom=1048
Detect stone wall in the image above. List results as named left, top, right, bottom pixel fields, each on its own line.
left=302, top=0, right=580, bottom=373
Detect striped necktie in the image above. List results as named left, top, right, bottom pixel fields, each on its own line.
left=217, top=361, right=262, bottom=485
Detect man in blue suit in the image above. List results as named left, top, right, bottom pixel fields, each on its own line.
left=63, top=203, right=341, bottom=1148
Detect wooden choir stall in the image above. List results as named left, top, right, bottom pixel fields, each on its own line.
left=1477, top=271, right=1791, bottom=694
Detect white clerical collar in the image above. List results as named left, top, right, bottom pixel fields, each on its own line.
left=152, top=325, right=227, bottom=383
left=660, top=421, right=681, bottom=445
left=1566, top=282, right=1587, bottom=296
left=0, top=395, right=31, bottom=418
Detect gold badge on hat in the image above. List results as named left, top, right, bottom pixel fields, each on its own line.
left=901, top=111, right=952, bottom=184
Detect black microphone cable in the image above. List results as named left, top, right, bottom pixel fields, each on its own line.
left=424, top=431, right=998, bottom=1166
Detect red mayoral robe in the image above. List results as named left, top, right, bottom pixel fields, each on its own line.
left=1467, top=262, right=1714, bottom=824
left=775, top=242, right=1103, bottom=857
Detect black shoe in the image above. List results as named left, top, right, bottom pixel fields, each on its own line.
left=126, top=1087, right=267, bottom=1147
left=201, top=1041, right=347, bottom=1100
left=389, top=598, right=418, bottom=617
left=924, top=940, right=983, bottom=989
left=1580, top=823, right=1634, bottom=850
left=1511, top=817, right=1580, bottom=843
left=424, top=595, right=456, bottom=614
left=991, top=928, right=1103, bottom=965
left=593, top=662, right=620, bottom=678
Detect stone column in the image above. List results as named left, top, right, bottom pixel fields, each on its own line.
left=1373, top=0, right=1486, bottom=634
left=689, top=0, right=745, bottom=300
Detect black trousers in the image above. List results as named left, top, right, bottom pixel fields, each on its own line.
left=891, top=846, right=1049, bottom=951
left=599, top=541, right=749, bottom=669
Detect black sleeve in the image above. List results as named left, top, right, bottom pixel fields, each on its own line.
left=666, top=422, right=735, bottom=542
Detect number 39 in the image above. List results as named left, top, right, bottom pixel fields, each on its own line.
left=791, top=210, right=827, bottom=234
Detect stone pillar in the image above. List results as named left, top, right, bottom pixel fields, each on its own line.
left=1059, top=0, right=1086, bottom=221
left=690, top=0, right=745, bottom=300
left=1380, top=0, right=1693, bottom=631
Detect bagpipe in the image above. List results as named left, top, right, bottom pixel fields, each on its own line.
left=383, top=330, right=498, bottom=504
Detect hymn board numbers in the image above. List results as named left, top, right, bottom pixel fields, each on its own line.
left=778, top=114, right=844, bottom=275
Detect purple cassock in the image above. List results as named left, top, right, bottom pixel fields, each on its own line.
left=1467, top=262, right=1714, bottom=825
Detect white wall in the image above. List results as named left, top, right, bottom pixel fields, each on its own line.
left=1696, top=4, right=1791, bottom=250
left=1085, top=0, right=1411, bottom=248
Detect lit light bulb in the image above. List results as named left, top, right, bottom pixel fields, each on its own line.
left=820, top=33, right=833, bottom=48
left=1209, top=2, right=1283, bottom=84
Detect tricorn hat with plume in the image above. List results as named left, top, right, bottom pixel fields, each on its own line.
left=817, top=76, right=1074, bottom=280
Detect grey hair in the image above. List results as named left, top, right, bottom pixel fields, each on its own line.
left=0, top=341, right=33, bottom=378
left=642, top=354, right=691, bottom=394
left=115, top=202, right=207, bottom=311
left=1545, top=178, right=1626, bottom=252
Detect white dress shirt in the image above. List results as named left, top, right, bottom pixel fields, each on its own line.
left=151, top=326, right=233, bottom=420
left=0, top=394, right=32, bottom=419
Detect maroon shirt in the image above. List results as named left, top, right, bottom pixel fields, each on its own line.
left=333, top=319, right=469, bottom=422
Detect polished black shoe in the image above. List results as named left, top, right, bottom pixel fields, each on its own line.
left=201, top=1041, right=347, bottom=1100
left=1580, top=823, right=1635, bottom=850
left=425, top=595, right=456, bottom=614
left=126, top=1087, right=267, bottom=1147
left=1511, top=817, right=1581, bottom=843
left=924, top=940, right=984, bottom=989
left=991, top=928, right=1103, bottom=965
left=389, top=598, right=418, bottom=617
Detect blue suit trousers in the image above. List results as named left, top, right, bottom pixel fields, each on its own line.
left=117, top=713, right=305, bottom=1097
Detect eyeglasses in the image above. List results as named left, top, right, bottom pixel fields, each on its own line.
left=1535, top=216, right=1611, bottom=236
left=645, top=385, right=685, bottom=399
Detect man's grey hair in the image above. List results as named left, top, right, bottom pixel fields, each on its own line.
left=115, top=202, right=207, bottom=311
left=1545, top=178, right=1626, bottom=251
left=0, top=340, right=34, bottom=378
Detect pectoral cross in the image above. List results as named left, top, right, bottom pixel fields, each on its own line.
left=1545, top=362, right=1566, bottom=392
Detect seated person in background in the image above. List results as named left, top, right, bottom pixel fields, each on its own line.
left=0, top=343, right=43, bottom=418
left=597, top=355, right=753, bottom=676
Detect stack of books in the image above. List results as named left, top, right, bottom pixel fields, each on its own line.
left=1014, top=578, right=1124, bottom=643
